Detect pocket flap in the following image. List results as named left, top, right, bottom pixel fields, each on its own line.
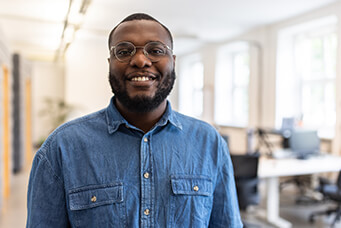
left=171, top=175, right=213, bottom=196
left=69, top=183, right=123, bottom=211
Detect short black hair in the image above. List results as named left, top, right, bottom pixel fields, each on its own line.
left=108, top=13, right=173, bottom=49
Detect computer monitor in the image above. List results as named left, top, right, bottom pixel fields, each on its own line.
left=289, top=130, right=320, bottom=159
left=280, top=117, right=295, bottom=137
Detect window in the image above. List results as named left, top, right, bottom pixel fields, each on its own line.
left=276, top=16, right=337, bottom=138
left=178, top=55, right=204, bottom=118
left=215, top=42, right=250, bottom=127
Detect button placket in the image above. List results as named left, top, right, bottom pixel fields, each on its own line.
left=140, top=134, right=154, bottom=226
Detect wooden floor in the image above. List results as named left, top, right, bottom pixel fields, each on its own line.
left=0, top=167, right=29, bottom=228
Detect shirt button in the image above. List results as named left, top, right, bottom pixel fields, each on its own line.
left=144, top=172, right=150, bottom=179
left=144, top=209, right=150, bottom=215
left=143, top=137, right=148, bottom=142
left=91, top=196, right=97, bottom=202
left=193, top=186, right=199, bottom=191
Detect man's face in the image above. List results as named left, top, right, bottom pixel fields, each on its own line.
left=108, top=20, right=176, bottom=113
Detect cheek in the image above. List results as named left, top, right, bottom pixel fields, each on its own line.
left=110, top=62, right=125, bottom=75
left=158, top=59, right=174, bottom=75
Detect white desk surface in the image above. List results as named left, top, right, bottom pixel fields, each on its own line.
left=256, top=153, right=341, bottom=228
left=258, top=154, right=341, bottom=178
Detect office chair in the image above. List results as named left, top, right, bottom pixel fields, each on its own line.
left=309, top=171, right=341, bottom=228
left=231, top=153, right=260, bottom=227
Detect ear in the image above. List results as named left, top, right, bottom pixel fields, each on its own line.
left=172, top=55, right=176, bottom=68
left=107, top=58, right=110, bottom=64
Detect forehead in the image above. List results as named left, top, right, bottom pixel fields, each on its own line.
left=110, top=20, right=171, bottom=47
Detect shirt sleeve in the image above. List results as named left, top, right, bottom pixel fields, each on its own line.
left=209, top=139, right=243, bottom=228
left=26, top=151, right=70, bottom=228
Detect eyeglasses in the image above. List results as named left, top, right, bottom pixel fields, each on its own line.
left=110, top=41, right=172, bottom=63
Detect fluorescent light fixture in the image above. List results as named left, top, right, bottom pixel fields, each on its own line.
left=70, top=0, right=83, bottom=15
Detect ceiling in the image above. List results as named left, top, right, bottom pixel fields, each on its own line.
left=0, top=0, right=339, bottom=61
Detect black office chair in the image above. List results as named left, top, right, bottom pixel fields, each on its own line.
left=231, top=153, right=260, bottom=227
left=309, top=171, right=341, bottom=228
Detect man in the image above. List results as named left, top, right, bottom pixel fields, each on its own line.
left=27, top=13, right=242, bottom=227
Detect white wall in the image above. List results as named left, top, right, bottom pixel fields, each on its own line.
left=31, top=61, right=65, bottom=143
left=65, top=36, right=112, bottom=119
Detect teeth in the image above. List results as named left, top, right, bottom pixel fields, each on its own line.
left=131, top=76, right=151, bottom=82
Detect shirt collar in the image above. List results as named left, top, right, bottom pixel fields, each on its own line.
left=106, top=97, right=182, bottom=134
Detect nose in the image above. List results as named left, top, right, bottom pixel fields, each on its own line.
left=129, top=49, right=152, bottom=68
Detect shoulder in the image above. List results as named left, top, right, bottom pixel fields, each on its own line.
left=33, top=108, right=108, bottom=176
left=59, top=108, right=107, bottom=129
left=171, top=111, right=230, bottom=166
left=37, top=109, right=106, bottom=155
left=172, top=111, right=221, bottom=138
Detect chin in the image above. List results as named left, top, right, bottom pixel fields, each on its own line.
left=109, top=69, right=176, bottom=113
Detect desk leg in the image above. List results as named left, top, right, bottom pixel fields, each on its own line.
left=265, top=177, right=292, bottom=228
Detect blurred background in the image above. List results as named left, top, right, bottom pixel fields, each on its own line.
left=1, top=0, right=341, bottom=227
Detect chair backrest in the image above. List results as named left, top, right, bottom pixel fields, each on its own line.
left=231, top=153, right=259, bottom=178
left=231, top=153, right=260, bottom=210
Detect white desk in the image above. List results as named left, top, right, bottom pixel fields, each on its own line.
left=257, top=154, right=341, bottom=228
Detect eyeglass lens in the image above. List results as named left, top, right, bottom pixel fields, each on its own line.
left=113, top=42, right=169, bottom=62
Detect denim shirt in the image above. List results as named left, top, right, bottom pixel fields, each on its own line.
left=27, top=97, right=242, bottom=228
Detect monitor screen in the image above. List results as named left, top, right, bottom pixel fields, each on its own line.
left=289, top=130, right=320, bottom=156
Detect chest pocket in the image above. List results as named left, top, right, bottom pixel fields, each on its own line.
left=171, top=175, right=213, bottom=196
left=68, top=183, right=126, bottom=228
left=169, top=175, right=213, bottom=227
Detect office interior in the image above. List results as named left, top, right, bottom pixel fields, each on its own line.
left=1, top=0, right=341, bottom=227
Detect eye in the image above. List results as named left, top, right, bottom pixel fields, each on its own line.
left=146, top=43, right=167, bottom=56
left=114, top=43, right=135, bottom=57
left=116, top=48, right=133, bottom=57
left=148, top=48, right=165, bottom=55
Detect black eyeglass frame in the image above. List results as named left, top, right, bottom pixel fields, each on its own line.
left=110, top=41, right=173, bottom=63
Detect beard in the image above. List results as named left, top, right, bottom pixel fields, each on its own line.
left=109, top=69, right=176, bottom=113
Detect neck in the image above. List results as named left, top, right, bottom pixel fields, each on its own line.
left=115, top=99, right=167, bottom=133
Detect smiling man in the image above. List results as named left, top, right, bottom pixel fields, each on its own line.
left=108, top=16, right=176, bottom=132
left=27, top=13, right=242, bottom=228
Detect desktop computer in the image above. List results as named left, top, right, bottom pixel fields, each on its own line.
left=272, top=129, right=321, bottom=159
left=289, top=130, right=320, bottom=159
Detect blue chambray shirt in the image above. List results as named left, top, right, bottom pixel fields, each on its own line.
left=27, top=97, right=243, bottom=228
